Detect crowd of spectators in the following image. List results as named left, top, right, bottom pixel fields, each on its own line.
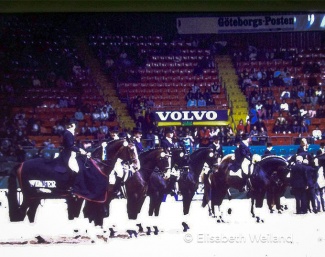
left=232, top=44, right=325, bottom=146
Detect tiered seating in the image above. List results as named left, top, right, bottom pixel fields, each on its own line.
left=90, top=34, right=228, bottom=110
left=2, top=19, right=116, bottom=147
left=234, top=47, right=325, bottom=144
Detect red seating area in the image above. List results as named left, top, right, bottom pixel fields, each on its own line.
left=234, top=47, right=325, bottom=145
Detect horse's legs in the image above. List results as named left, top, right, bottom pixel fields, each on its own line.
left=250, top=198, right=255, bottom=218
left=266, top=189, right=275, bottom=213
left=26, top=199, right=40, bottom=223
left=67, top=197, right=83, bottom=220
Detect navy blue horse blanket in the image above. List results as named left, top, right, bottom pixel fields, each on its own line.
left=17, top=156, right=108, bottom=203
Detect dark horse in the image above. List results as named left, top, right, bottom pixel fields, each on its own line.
left=108, top=147, right=170, bottom=236
left=204, top=153, right=289, bottom=223
left=124, top=147, right=170, bottom=220
left=7, top=139, right=137, bottom=226
left=147, top=147, right=217, bottom=232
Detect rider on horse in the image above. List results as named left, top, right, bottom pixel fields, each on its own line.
left=132, top=127, right=145, bottom=154
left=230, top=133, right=253, bottom=191
left=209, top=135, right=224, bottom=165
left=160, top=127, right=178, bottom=196
left=60, top=120, right=90, bottom=173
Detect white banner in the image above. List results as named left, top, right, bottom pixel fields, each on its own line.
left=177, top=14, right=325, bottom=34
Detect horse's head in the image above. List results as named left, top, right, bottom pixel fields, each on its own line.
left=169, top=147, right=189, bottom=169
left=92, top=139, right=139, bottom=170
left=138, top=147, right=170, bottom=175
left=189, top=147, right=218, bottom=176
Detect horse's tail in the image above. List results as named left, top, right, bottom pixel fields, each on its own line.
left=7, top=163, right=24, bottom=221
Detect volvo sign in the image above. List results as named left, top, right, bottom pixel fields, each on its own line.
left=155, top=110, right=228, bottom=126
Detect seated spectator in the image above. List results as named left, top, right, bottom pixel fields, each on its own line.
left=272, top=99, right=280, bottom=114
left=282, top=120, right=293, bottom=134
left=312, top=126, right=322, bottom=142
left=273, top=120, right=282, bottom=134
left=305, top=86, right=315, bottom=104
left=280, top=87, right=291, bottom=100
left=206, top=97, right=215, bottom=106
left=250, top=94, right=260, bottom=106
left=185, top=89, right=194, bottom=102
left=20, top=136, right=36, bottom=148
left=245, top=119, right=251, bottom=134
left=292, top=119, right=300, bottom=133
left=197, top=96, right=206, bottom=107
left=297, top=86, right=305, bottom=102
left=52, top=121, right=65, bottom=135
left=100, top=107, right=110, bottom=121
left=315, top=86, right=323, bottom=98
left=310, top=92, right=319, bottom=108
left=187, top=97, right=197, bottom=107
left=255, top=101, right=263, bottom=113
left=249, top=125, right=260, bottom=145
left=316, top=105, right=325, bottom=118
left=202, top=88, right=212, bottom=101
left=300, top=120, right=309, bottom=133
left=226, top=124, right=235, bottom=146
left=242, top=76, right=253, bottom=91
left=259, top=73, right=268, bottom=88
left=58, top=97, right=68, bottom=108
left=210, top=82, right=221, bottom=94
left=299, top=105, right=308, bottom=118
left=276, top=112, right=286, bottom=125
left=265, top=88, right=274, bottom=101
left=30, top=120, right=41, bottom=136
left=258, top=126, right=268, bottom=145
left=273, top=74, right=285, bottom=87
left=308, top=106, right=317, bottom=118
left=108, top=108, right=117, bottom=121
left=43, top=138, right=55, bottom=149
left=289, top=99, right=300, bottom=117
left=236, top=119, right=245, bottom=134
left=290, top=87, right=299, bottom=99
left=80, top=122, right=92, bottom=136
left=74, top=108, right=84, bottom=121
left=89, top=122, right=98, bottom=136
left=280, top=99, right=289, bottom=112
left=283, top=73, right=292, bottom=86
left=91, top=107, right=101, bottom=122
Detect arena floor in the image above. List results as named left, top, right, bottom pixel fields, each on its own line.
left=0, top=189, right=324, bottom=257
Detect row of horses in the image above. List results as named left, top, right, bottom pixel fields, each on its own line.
left=6, top=139, right=325, bottom=234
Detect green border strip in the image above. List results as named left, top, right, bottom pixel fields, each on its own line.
left=0, top=1, right=324, bottom=13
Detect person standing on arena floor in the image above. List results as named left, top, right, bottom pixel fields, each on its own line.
left=303, top=158, right=319, bottom=213
left=263, top=142, right=273, bottom=157
left=297, top=138, right=309, bottom=155
left=290, top=155, right=308, bottom=214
